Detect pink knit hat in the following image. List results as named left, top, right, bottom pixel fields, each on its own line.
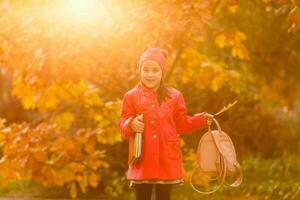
left=139, top=47, right=168, bottom=75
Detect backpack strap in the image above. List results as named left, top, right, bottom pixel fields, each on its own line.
left=189, top=159, right=227, bottom=195
left=227, top=162, right=243, bottom=187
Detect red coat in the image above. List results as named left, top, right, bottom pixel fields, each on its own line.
left=118, top=84, right=207, bottom=180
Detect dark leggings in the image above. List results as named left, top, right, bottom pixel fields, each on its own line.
left=135, top=183, right=172, bottom=200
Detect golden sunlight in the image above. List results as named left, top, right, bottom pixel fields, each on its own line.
left=59, top=0, right=108, bottom=23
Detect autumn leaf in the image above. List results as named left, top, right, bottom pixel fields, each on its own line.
left=262, top=0, right=272, bottom=3
left=0, top=118, right=6, bottom=129
left=215, top=31, right=249, bottom=60
left=84, top=139, right=96, bottom=154
left=234, top=31, right=247, bottom=43
left=54, top=112, right=75, bottom=130
left=192, top=169, right=211, bottom=187
left=88, top=172, right=100, bottom=188
left=228, top=5, right=238, bottom=14
left=215, top=34, right=227, bottom=48
left=214, top=100, right=238, bottom=116
left=210, top=73, right=227, bottom=92
left=33, top=150, right=48, bottom=162
left=184, top=149, right=197, bottom=162
left=70, top=182, right=77, bottom=199
left=232, top=44, right=249, bottom=60
left=53, top=171, right=65, bottom=187
left=185, top=166, right=211, bottom=187
left=94, top=160, right=110, bottom=169
left=11, top=81, right=37, bottom=110
left=225, top=0, right=239, bottom=14
left=23, top=97, right=36, bottom=110
left=78, top=171, right=89, bottom=193
left=38, top=84, right=60, bottom=111
left=79, top=180, right=87, bottom=194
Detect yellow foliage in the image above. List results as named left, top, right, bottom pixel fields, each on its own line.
left=75, top=129, right=90, bottom=144
left=191, top=169, right=211, bottom=187
left=232, top=44, right=249, bottom=60
left=70, top=182, right=77, bottom=199
left=215, top=34, right=227, bottom=48
left=53, top=171, right=65, bottom=187
left=91, top=111, right=104, bottom=122
left=211, top=72, right=228, bottom=92
left=78, top=171, right=89, bottom=193
left=23, top=97, right=36, bottom=110
left=179, top=137, right=185, bottom=147
left=70, top=163, right=84, bottom=174
left=185, top=149, right=197, bottom=162
left=0, top=133, right=6, bottom=146
left=0, top=162, right=9, bottom=178
left=88, top=172, right=100, bottom=188
left=184, top=169, right=211, bottom=187
left=12, top=81, right=38, bottom=110
left=11, top=78, right=104, bottom=113
left=234, top=31, right=247, bottom=42
left=179, top=48, right=206, bottom=84
left=262, top=0, right=272, bottom=3
left=0, top=118, right=6, bottom=129
left=79, top=180, right=87, bottom=194
left=65, top=80, right=88, bottom=98
left=61, top=168, right=76, bottom=183
left=215, top=31, right=250, bottom=60
left=181, top=48, right=204, bottom=68
left=228, top=5, right=238, bottom=14
left=97, top=160, right=110, bottom=169
left=0, top=122, right=110, bottom=199
left=38, top=84, right=60, bottom=111
left=83, top=87, right=102, bottom=108
left=181, top=69, right=194, bottom=84
left=95, top=129, right=105, bottom=143
left=33, top=150, right=48, bottom=162
left=54, top=112, right=75, bottom=130
left=84, top=139, right=96, bottom=154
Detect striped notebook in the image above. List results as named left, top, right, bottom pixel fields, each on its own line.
left=128, top=132, right=142, bottom=165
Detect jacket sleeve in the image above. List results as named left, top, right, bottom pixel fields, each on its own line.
left=118, top=92, right=136, bottom=139
left=174, top=92, right=207, bottom=134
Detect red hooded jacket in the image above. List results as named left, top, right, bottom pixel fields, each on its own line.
left=118, top=84, right=207, bottom=180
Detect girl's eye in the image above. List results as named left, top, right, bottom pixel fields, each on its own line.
left=142, top=66, right=160, bottom=73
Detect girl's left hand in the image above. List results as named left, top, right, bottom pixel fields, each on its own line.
left=204, top=113, right=214, bottom=126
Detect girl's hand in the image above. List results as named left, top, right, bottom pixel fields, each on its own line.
left=130, top=114, right=144, bottom=133
left=204, top=113, right=214, bottom=126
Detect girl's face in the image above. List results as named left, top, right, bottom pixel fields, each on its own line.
left=140, top=60, right=163, bottom=91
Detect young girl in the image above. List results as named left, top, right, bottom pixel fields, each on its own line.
left=118, top=47, right=213, bottom=200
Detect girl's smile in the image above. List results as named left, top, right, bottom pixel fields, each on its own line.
left=140, top=60, right=163, bottom=91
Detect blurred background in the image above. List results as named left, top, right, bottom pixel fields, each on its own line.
left=0, top=0, right=299, bottom=199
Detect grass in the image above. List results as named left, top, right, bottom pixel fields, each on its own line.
left=120, top=155, right=300, bottom=200
left=178, top=155, right=300, bottom=200
left=0, top=155, right=299, bottom=200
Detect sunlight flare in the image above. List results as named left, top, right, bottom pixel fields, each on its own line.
left=61, top=0, right=108, bottom=23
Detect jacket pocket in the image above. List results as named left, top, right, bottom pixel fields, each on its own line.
left=167, top=139, right=181, bottom=160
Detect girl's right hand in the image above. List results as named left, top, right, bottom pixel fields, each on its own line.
left=204, top=113, right=214, bottom=126
left=130, top=114, right=144, bottom=133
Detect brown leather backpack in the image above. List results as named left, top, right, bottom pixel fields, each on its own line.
left=190, top=117, right=243, bottom=194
